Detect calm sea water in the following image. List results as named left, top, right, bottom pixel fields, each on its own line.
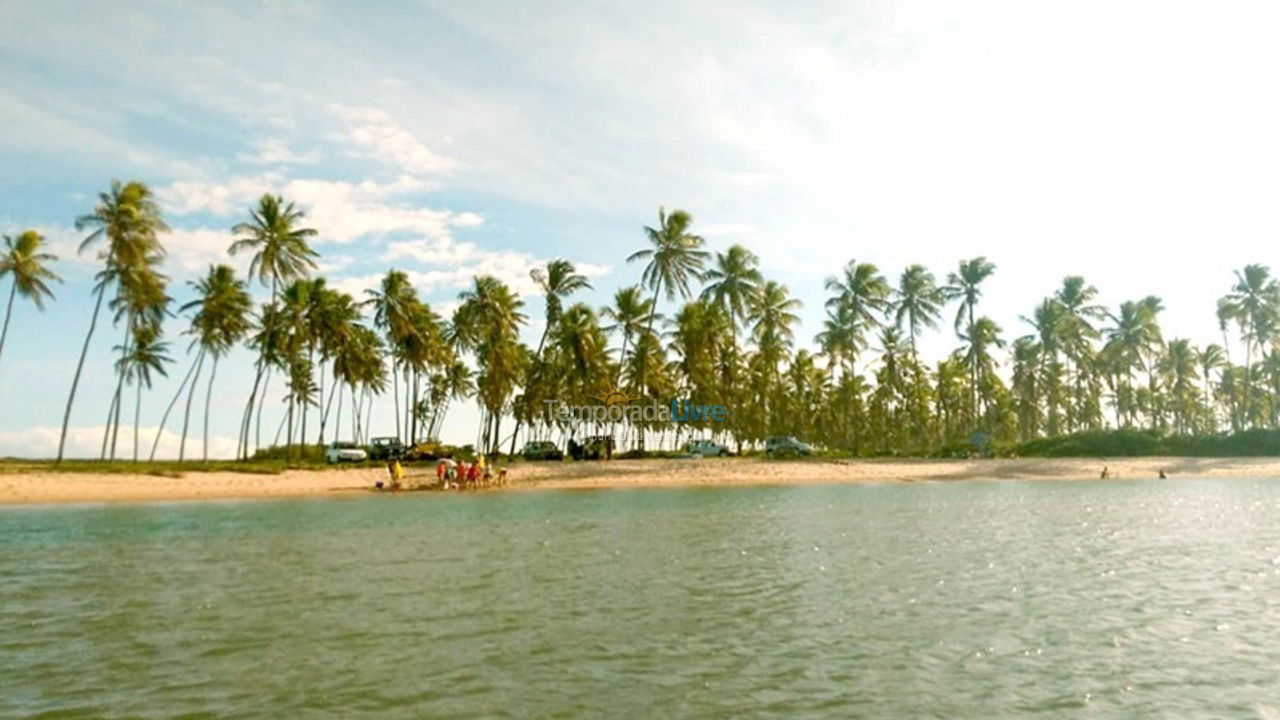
left=4, top=478, right=1280, bottom=718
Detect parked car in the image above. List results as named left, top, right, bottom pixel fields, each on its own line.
left=569, top=435, right=615, bottom=461
left=687, top=439, right=729, bottom=457
left=521, top=440, right=563, bottom=461
left=404, top=440, right=452, bottom=462
left=764, top=435, right=812, bottom=457
left=326, top=441, right=368, bottom=464
left=368, top=436, right=406, bottom=461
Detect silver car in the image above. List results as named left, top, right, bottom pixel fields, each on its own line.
left=687, top=439, right=729, bottom=457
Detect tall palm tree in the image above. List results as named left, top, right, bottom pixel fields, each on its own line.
left=454, top=276, right=527, bottom=453
left=1198, top=343, right=1226, bottom=431
left=182, top=265, right=251, bottom=460
left=365, top=270, right=418, bottom=442
left=890, top=264, right=943, bottom=359
left=58, top=180, right=167, bottom=462
left=958, top=316, right=1005, bottom=420
left=1054, top=276, right=1106, bottom=431
left=229, top=194, right=317, bottom=458
left=1219, top=265, right=1280, bottom=427
left=512, top=259, right=592, bottom=454
left=0, top=230, right=60, bottom=379
left=942, top=257, right=996, bottom=422
left=1159, top=338, right=1199, bottom=434
left=626, top=207, right=707, bottom=450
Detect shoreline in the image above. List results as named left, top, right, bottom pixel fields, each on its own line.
left=1, top=456, right=1279, bottom=506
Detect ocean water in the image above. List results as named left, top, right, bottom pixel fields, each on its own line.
left=4, top=478, right=1280, bottom=718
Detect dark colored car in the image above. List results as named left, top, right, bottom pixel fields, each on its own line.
left=368, top=436, right=406, bottom=461
left=570, top=430, right=614, bottom=458
left=765, top=435, right=813, bottom=457
left=521, top=440, right=563, bottom=461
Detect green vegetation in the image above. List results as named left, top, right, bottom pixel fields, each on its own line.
left=1017, top=429, right=1280, bottom=458
left=6, top=181, right=1280, bottom=464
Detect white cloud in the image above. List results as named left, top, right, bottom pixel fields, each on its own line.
left=699, top=223, right=755, bottom=238
left=237, top=137, right=321, bottom=166
left=333, top=104, right=455, bottom=174
left=0, top=425, right=239, bottom=460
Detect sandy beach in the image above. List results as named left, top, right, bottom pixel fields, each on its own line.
left=1, top=456, right=1279, bottom=505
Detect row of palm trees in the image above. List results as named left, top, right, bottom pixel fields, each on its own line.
left=6, top=179, right=1280, bottom=460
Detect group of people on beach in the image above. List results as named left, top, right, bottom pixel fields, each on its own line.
left=375, top=455, right=508, bottom=492
left=435, top=456, right=507, bottom=490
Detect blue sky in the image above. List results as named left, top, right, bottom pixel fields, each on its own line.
left=3, top=0, right=1280, bottom=457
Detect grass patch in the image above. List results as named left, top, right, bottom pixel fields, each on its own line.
left=0, top=458, right=321, bottom=477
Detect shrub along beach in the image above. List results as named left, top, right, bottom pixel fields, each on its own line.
left=4, top=182, right=1280, bottom=503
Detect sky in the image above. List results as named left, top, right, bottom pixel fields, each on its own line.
left=2, top=0, right=1280, bottom=458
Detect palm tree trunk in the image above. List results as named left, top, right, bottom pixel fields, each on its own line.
left=363, top=387, right=374, bottom=444
left=133, top=381, right=142, bottom=463
left=392, top=360, right=401, bottom=441
left=180, top=349, right=205, bottom=462
left=320, top=367, right=338, bottom=444
left=108, top=315, right=133, bottom=461
left=316, top=360, right=326, bottom=446
left=255, top=368, right=271, bottom=453
left=0, top=280, right=17, bottom=377
left=403, top=367, right=411, bottom=444
left=334, top=383, right=344, bottom=442
left=203, top=355, right=218, bottom=462
left=968, top=302, right=977, bottom=426
left=57, top=283, right=108, bottom=463
left=409, top=367, right=418, bottom=444
left=238, top=361, right=264, bottom=460
left=100, top=382, right=118, bottom=460
left=151, top=354, right=200, bottom=461
left=301, top=344, right=313, bottom=454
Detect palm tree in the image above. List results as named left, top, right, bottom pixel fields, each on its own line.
left=701, top=245, right=762, bottom=330
left=825, top=261, right=890, bottom=337
left=600, top=285, right=655, bottom=373
left=183, top=265, right=251, bottom=460
left=890, top=264, right=943, bottom=359
left=117, top=323, right=171, bottom=462
left=1198, top=344, right=1226, bottom=431
left=509, top=259, right=593, bottom=454
left=1103, top=299, right=1163, bottom=429
left=958, top=316, right=1005, bottom=421
left=0, top=230, right=60, bottom=379
left=1219, top=265, right=1280, bottom=427
left=229, top=194, right=317, bottom=458
left=58, top=180, right=167, bottom=462
left=1159, top=338, right=1199, bottom=434
left=816, top=303, right=861, bottom=375
left=454, top=276, right=527, bottom=453
left=1054, top=276, right=1106, bottom=431
left=942, top=257, right=996, bottom=422
left=626, top=207, right=707, bottom=450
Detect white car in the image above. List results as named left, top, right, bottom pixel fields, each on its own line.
left=687, top=439, right=730, bottom=457
left=325, top=441, right=368, bottom=464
